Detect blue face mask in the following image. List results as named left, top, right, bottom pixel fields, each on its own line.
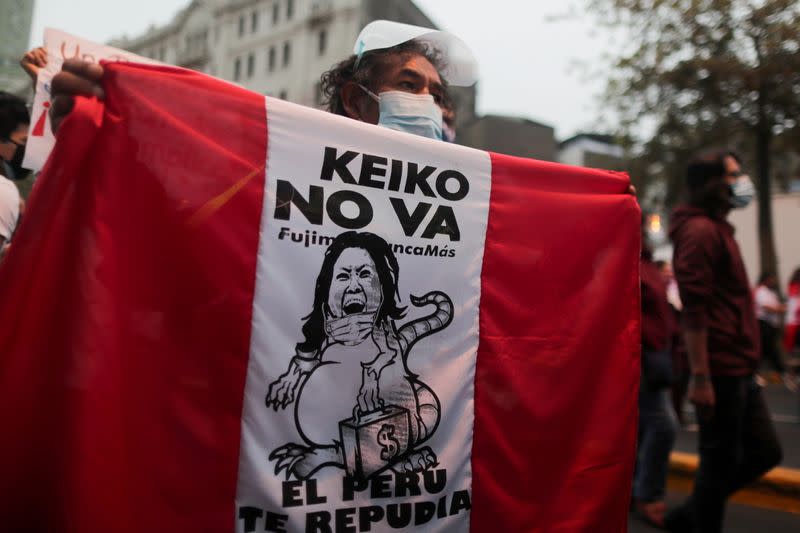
left=360, top=86, right=443, bottom=141
left=728, top=174, right=755, bottom=208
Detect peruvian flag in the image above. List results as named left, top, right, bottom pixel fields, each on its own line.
left=0, top=63, right=640, bottom=532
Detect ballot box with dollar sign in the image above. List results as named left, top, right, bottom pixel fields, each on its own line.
left=339, top=405, right=411, bottom=480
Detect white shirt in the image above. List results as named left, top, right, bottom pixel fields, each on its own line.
left=666, top=279, right=682, bottom=311
left=754, top=285, right=782, bottom=327
left=0, top=174, right=20, bottom=242
left=787, top=297, right=800, bottom=327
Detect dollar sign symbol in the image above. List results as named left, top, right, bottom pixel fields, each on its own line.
left=377, top=424, right=399, bottom=461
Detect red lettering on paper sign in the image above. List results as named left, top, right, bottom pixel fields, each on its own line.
left=32, top=101, right=50, bottom=137
left=59, top=42, right=98, bottom=63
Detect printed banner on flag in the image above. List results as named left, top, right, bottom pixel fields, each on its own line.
left=23, top=28, right=163, bottom=171
left=236, top=99, right=490, bottom=531
left=0, top=61, right=641, bottom=533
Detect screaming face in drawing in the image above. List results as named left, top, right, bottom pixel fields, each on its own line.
left=265, top=231, right=453, bottom=481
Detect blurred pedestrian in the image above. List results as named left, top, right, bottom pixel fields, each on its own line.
left=657, top=260, right=691, bottom=427
left=633, top=230, right=677, bottom=527
left=754, top=272, right=794, bottom=389
left=0, top=179, right=19, bottom=260
left=0, top=92, right=29, bottom=254
left=658, top=260, right=682, bottom=313
left=665, top=149, right=782, bottom=533
left=0, top=92, right=30, bottom=182
left=784, top=268, right=800, bottom=357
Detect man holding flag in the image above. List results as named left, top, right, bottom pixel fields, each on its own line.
left=1, top=20, right=640, bottom=533
left=49, top=21, right=476, bottom=141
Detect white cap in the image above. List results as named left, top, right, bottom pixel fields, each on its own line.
left=353, top=20, right=478, bottom=87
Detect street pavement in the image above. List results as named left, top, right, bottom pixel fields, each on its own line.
left=628, top=491, right=800, bottom=532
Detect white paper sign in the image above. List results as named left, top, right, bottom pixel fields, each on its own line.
left=23, top=28, right=164, bottom=172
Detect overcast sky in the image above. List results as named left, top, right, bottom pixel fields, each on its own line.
left=29, top=0, right=614, bottom=139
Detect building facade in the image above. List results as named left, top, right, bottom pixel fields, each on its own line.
left=459, top=114, right=557, bottom=162
left=558, top=133, right=625, bottom=171
left=115, top=0, right=449, bottom=109
left=114, top=0, right=557, bottom=160
left=0, top=0, right=35, bottom=93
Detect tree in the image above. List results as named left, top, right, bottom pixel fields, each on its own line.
left=586, top=0, right=800, bottom=277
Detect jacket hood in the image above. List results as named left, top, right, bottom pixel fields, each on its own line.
left=668, top=205, right=709, bottom=240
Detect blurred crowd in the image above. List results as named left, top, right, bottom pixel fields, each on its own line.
left=0, top=47, right=47, bottom=261
left=634, top=150, right=798, bottom=532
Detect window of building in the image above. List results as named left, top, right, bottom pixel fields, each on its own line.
left=279, top=89, right=288, bottom=100
left=268, top=46, right=276, bottom=72
left=247, top=53, right=255, bottom=78
left=238, top=15, right=245, bottom=37
left=318, top=29, right=327, bottom=56
left=287, top=0, right=294, bottom=20
left=272, top=3, right=279, bottom=25
left=234, top=57, right=241, bottom=81
left=251, top=11, right=258, bottom=33
left=283, top=41, right=291, bottom=67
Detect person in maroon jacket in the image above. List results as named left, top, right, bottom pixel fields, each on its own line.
left=633, top=237, right=677, bottom=527
left=664, top=150, right=782, bottom=533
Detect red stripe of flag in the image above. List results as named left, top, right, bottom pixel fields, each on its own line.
left=0, top=63, right=266, bottom=532
left=471, top=152, right=640, bottom=532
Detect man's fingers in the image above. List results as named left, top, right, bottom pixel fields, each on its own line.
left=51, top=70, right=104, bottom=99
left=50, top=94, right=74, bottom=117
left=62, top=58, right=104, bottom=82
left=49, top=66, right=104, bottom=136
left=49, top=95, right=74, bottom=134
left=33, top=48, right=48, bottom=66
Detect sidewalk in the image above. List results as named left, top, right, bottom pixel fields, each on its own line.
left=669, top=382, right=800, bottom=513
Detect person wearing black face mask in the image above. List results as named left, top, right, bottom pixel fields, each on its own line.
left=0, top=91, right=31, bottom=182
left=2, top=139, right=27, bottom=179
left=0, top=92, right=29, bottom=252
